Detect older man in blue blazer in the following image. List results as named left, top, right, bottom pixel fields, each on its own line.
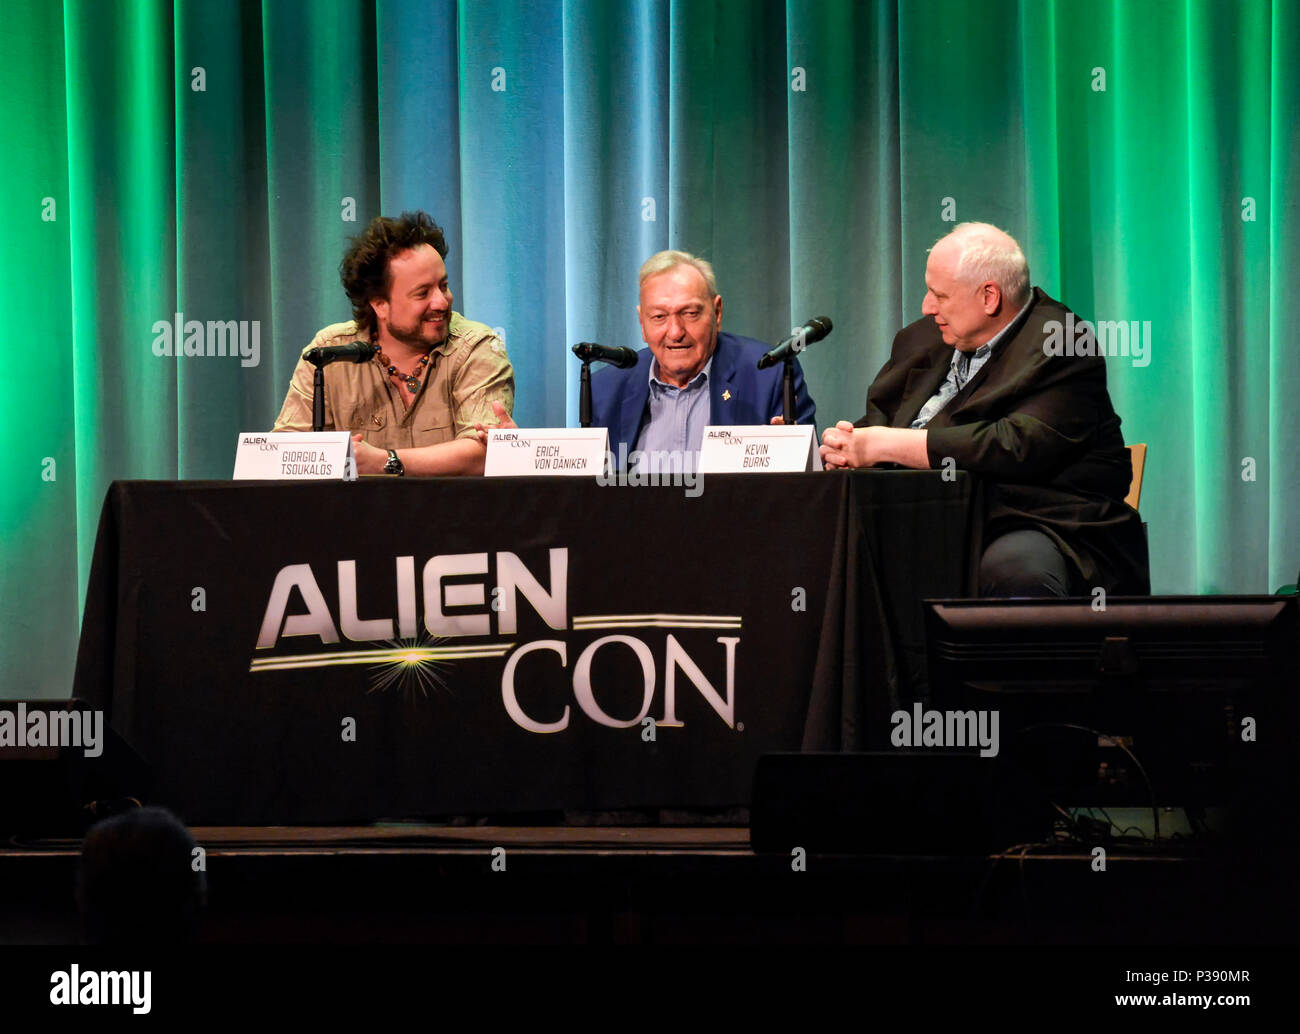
left=591, top=250, right=816, bottom=471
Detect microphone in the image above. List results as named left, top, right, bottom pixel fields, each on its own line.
left=572, top=342, right=638, bottom=369
left=756, top=316, right=834, bottom=369
left=304, top=342, right=379, bottom=367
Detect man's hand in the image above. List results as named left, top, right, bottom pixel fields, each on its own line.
left=351, top=434, right=389, bottom=475
left=820, top=421, right=868, bottom=469
left=474, top=400, right=517, bottom=446
left=820, top=423, right=931, bottom=470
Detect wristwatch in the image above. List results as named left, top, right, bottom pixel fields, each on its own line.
left=383, top=449, right=405, bottom=476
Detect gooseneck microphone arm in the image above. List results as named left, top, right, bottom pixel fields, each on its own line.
left=757, top=316, right=834, bottom=370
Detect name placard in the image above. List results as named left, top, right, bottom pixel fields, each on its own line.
left=233, top=432, right=356, bottom=481
left=484, top=428, right=610, bottom=477
left=698, top=425, right=821, bottom=474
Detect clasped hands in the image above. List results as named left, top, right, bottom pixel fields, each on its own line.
left=819, top=421, right=869, bottom=469
left=820, top=423, right=930, bottom=470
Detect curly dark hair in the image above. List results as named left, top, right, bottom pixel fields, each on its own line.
left=340, top=211, right=449, bottom=340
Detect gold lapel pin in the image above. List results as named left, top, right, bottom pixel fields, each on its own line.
left=722, top=389, right=731, bottom=401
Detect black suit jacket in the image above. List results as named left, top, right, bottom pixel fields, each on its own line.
left=859, top=288, right=1150, bottom=594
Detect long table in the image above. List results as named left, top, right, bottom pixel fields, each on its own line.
left=72, top=471, right=979, bottom=823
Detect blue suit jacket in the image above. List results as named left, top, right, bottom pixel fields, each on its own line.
left=590, top=331, right=817, bottom=458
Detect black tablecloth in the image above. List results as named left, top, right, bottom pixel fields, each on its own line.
left=72, top=471, right=977, bottom=822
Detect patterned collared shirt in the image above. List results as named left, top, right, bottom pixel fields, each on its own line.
left=911, top=299, right=1032, bottom=429
left=272, top=314, right=514, bottom=448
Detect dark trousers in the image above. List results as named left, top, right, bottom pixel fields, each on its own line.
left=978, top=528, right=1071, bottom=597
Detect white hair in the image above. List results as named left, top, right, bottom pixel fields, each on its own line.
left=938, top=222, right=1031, bottom=307
left=638, top=250, right=718, bottom=297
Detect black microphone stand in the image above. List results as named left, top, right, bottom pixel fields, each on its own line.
left=579, top=360, right=593, bottom=428
left=781, top=358, right=796, bottom=424
left=303, top=343, right=379, bottom=431
left=311, top=363, right=327, bottom=432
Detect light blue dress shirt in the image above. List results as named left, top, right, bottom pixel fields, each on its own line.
left=633, top=355, right=714, bottom=473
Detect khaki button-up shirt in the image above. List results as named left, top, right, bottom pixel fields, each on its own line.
left=272, top=314, right=515, bottom=449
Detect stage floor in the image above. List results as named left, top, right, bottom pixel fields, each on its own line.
left=2, top=824, right=1293, bottom=944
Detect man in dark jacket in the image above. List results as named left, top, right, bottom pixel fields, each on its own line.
left=820, top=222, right=1148, bottom=596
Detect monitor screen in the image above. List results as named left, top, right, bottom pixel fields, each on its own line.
left=923, top=596, right=1297, bottom=812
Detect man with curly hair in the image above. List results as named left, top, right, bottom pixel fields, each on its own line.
left=273, top=210, right=514, bottom=475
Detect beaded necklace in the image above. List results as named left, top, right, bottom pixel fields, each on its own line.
left=378, top=349, right=432, bottom=393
